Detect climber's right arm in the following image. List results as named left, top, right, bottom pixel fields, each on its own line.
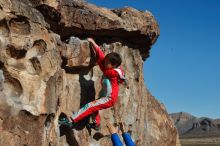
left=87, top=38, right=99, bottom=50
left=87, top=38, right=105, bottom=69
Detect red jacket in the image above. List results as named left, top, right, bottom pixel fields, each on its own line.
left=94, top=46, right=125, bottom=103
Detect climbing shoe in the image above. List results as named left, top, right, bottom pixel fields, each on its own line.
left=86, top=123, right=100, bottom=131
left=58, top=118, right=74, bottom=127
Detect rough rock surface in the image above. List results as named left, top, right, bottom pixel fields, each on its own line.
left=0, top=0, right=180, bottom=146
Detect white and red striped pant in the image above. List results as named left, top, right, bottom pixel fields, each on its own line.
left=71, top=96, right=114, bottom=125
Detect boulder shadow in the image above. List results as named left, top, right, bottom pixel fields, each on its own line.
left=73, top=73, right=96, bottom=132
left=59, top=113, right=79, bottom=146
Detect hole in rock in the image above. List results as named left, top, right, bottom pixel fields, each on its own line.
left=30, top=57, right=42, bottom=75
left=9, top=15, right=31, bottom=35
left=0, top=61, right=3, bottom=69
left=6, top=45, right=27, bottom=59
left=3, top=70, right=23, bottom=98
left=33, top=39, right=47, bottom=55
left=45, top=113, right=55, bottom=127
left=0, top=19, right=10, bottom=36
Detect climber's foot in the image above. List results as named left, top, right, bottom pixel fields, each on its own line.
left=86, top=123, right=100, bottom=131
left=59, top=118, right=75, bottom=127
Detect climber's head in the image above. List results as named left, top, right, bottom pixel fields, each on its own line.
left=104, top=52, right=122, bottom=69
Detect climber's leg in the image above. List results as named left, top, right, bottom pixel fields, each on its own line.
left=111, top=133, right=123, bottom=146
left=92, top=111, right=100, bottom=126
left=106, top=122, right=123, bottom=146
left=122, top=133, right=136, bottom=146
left=86, top=111, right=101, bottom=130
left=71, top=96, right=113, bottom=124
left=84, top=111, right=101, bottom=130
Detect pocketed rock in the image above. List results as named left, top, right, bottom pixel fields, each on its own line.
left=0, top=0, right=180, bottom=146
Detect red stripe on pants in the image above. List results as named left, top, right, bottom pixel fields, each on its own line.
left=72, top=97, right=114, bottom=125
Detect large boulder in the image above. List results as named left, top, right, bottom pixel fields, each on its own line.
left=0, top=0, right=180, bottom=146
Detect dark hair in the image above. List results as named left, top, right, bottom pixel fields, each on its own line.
left=105, top=52, right=122, bottom=67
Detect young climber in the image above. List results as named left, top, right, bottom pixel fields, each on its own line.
left=106, top=122, right=136, bottom=146
left=59, top=38, right=125, bottom=129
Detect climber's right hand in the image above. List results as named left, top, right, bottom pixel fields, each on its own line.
left=87, top=38, right=94, bottom=43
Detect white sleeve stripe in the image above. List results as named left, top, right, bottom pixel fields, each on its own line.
left=114, top=68, right=125, bottom=80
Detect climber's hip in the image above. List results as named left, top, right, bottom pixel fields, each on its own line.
left=71, top=96, right=114, bottom=122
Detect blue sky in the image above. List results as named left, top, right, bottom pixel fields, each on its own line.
left=88, top=0, right=220, bottom=119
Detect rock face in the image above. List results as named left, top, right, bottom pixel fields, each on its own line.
left=170, top=112, right=220, bottom=138
left=0, top=0, right=180, bottom=146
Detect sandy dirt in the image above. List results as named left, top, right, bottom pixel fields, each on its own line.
left=181, top=137, right=220, bottom=146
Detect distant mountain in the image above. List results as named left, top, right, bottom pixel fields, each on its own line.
left=170, top=112, right=220, bottom=138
